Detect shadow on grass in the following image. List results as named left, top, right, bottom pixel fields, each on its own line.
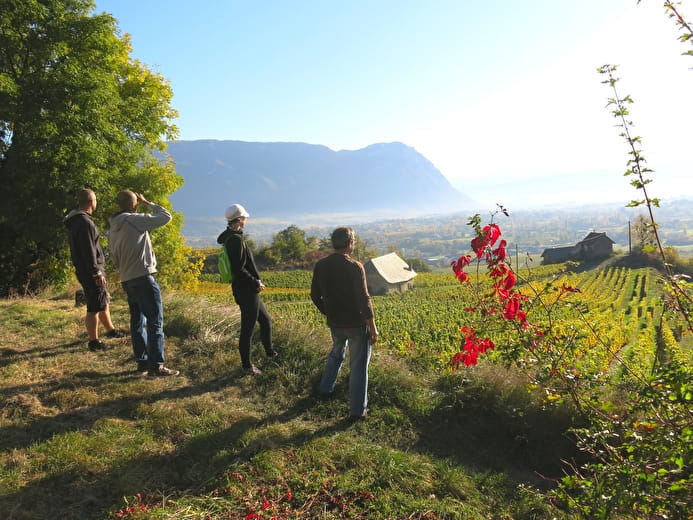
left=407, top=379, right=582, bottom=490
left=0, top=364, right=293, bottom=452
left=362, top=363, right=581, bottom=490
left=0, top=389, right=353, bottom=520
left=0, top=334, right=578, bottom=519
left=0, top=340, right=83, bottom=368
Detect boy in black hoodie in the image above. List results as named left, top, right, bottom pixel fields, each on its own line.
left=64, top=189, right=124, bottom=351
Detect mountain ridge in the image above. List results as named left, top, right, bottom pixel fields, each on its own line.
left=166, top=139, right=474, bottom=226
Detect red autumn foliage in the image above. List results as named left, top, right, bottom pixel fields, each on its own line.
left=450, top=222, right=530, bottom=368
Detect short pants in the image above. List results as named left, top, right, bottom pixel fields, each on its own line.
left=77, top=274, right=110, bottom=313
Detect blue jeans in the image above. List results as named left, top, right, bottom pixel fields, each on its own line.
left=319, top=326, right=371, bottom=416
left=122, top=275, right=165, bottom=369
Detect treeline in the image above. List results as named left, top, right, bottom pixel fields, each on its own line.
left=623, top=214, right=693, bottom=276
left=200, top=224, right=432, bottom=273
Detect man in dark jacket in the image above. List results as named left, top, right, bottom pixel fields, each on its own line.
left=63, top=188, right=123, bottom=351
left=311, top=226, right=378, bottom=419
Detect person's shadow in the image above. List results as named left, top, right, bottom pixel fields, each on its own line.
left=0, top=375, right=355, bottom=519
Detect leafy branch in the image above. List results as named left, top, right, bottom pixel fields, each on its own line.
left=597, top=64, right=692, bottom=330
left=663, top=0, right=693, bottom=58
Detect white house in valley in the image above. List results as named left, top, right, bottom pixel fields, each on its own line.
left=364, top=252, right=417, bottom=295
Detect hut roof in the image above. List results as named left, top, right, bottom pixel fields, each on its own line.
left=578, top=232, right=615, bottom=245
left=367, top=252, right=417, bottom=284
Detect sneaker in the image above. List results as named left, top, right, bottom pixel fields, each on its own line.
left=136, top=362, right=149, bottom=375
left=105, top=328, right=126, bottom=339
left=88, top=339, right=113, bottom=352
left=265, top=346, right=279, bottom=359
left=242, top=364, right=262, bottom=376
left=147, top=366, right=180, bottom=377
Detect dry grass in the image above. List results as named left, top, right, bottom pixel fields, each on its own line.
left=0, top=290, right=570, bottom=519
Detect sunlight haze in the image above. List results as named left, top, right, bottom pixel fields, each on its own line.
left=94, top=0, right=693, bottom=208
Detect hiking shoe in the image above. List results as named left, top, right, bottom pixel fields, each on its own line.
left=147, top=366, right=180, bottom=377
left=88, top=339, right=113, bottom=352
left=105, top=328, right=126, bottom=339
left=316, top=390, right=336, bottom=401
left=242, top=364, right=262, bottom=376
left=349, top=408, right=369, bottom=421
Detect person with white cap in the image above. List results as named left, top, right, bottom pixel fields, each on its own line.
left=217, top=204, right=277, bottom=375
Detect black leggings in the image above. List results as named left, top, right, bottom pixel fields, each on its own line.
left=233, top=289, right=272, bottom=368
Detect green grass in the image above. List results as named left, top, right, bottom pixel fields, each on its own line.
left=0, top=285, right=576, bottom=519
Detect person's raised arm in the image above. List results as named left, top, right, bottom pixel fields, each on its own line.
left=128, top=193, right=172, bottom=230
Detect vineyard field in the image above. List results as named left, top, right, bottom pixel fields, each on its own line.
left=194, top=264, right=691, bottom=374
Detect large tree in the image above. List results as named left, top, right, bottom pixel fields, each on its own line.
left=0, top=0, right=197, bottom=295
left=271, top=225, right=317, bottom=263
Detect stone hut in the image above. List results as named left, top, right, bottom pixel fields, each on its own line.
left=364, top=252, right=417, bottom=295
left=576, top=232, right=615, bottom=259
left=541, top=232, right=615, bottom=264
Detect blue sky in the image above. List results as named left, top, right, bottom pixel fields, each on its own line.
left=93, top=1, right=692, bottom=207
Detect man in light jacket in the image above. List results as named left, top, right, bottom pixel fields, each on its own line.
left=109, top=190, right=179, bottom=377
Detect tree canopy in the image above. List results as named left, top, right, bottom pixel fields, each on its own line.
left=250, top=225, right=381, bottom=269
left=0, top=0, right=197, bottom=294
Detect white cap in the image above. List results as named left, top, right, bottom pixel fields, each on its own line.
left=225, top=203, right=250, bottom=221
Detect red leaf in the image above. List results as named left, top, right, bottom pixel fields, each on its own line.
left=482, top=224, right=501, bottom=245
left=502, top=271, right=516, bottom=291
left=492, top=239, right=507, bottom=261
left=471, top=236, right=488, bottom=258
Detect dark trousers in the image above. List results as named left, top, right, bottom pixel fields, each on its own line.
left=233, top=289, right=272, bottom=368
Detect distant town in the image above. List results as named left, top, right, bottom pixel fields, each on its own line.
left=185, top=198, right=693, bottom=263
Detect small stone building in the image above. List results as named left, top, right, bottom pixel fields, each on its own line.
left=364, top=252, right=417, bottom=295
left=540, top=245, right=575, bottom=264
left=541, top=232, right=615, bottom=264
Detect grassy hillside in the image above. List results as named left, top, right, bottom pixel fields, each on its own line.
left=0, top=282, right=578, bottom=519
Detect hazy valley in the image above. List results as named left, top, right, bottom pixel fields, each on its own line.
left=163, top=139, right=693, bottom=260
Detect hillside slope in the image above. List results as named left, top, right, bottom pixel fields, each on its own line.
left=0, top=289, right=572, bottom=519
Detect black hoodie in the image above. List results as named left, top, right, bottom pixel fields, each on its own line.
left=217, top=227, right=262, bottom=294
left=63, top=209, right=105, bottom=281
